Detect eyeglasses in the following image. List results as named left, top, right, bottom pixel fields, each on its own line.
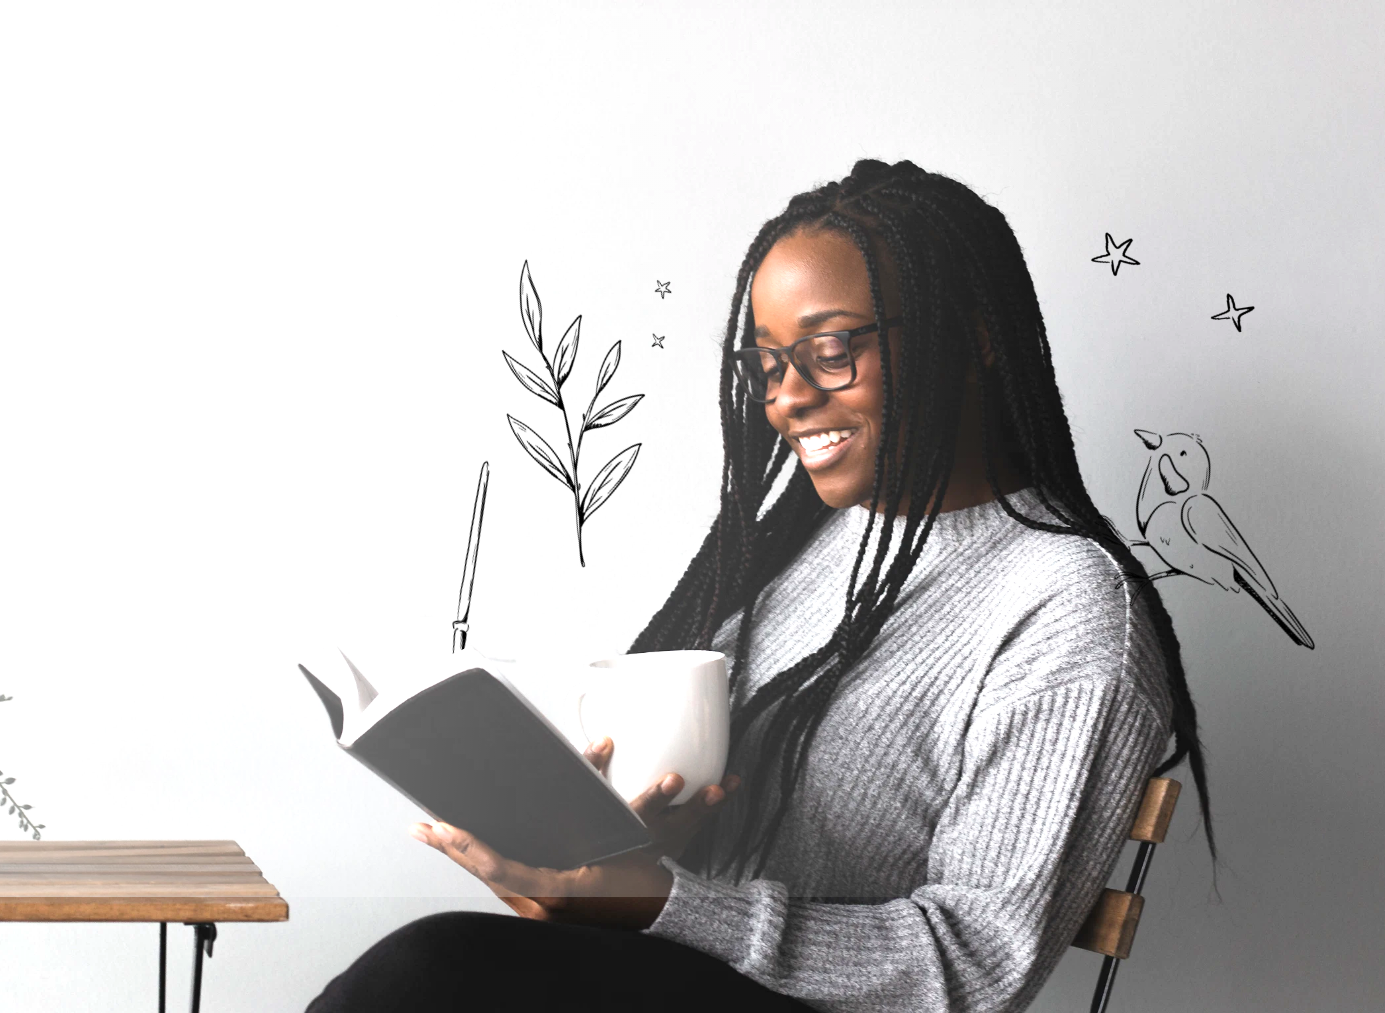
left=731, top=318, right=902, bottom=403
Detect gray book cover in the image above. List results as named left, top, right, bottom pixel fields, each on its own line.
left=299, top=662, right=653, bottom=871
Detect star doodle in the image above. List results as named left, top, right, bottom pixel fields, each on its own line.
left=651, top=333, right=665, bottom=348
left=654, top=280, right=672, bottom=299
left=1210, top=293, right=1254, bottom=332
left=1091, top=233, right=1140, bottom=276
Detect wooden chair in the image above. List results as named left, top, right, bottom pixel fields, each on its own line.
left=1071, top=777, right=1181, bottom=1013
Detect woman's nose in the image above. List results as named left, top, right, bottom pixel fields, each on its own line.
left=772, top=361, right=827, bottom=413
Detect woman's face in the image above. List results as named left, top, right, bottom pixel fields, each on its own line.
left=749, top=227, right=903, bottom=510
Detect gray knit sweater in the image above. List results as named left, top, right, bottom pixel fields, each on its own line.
left=642, top=486, right=1173, bottom=1012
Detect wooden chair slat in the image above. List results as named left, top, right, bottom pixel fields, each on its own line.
left=1072, top=888, right=1144, bottom=959
left=1129, top=778, right=1181, bottom=843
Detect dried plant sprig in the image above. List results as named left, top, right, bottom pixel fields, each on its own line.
left=0, top=695, right=45, bottom=840
left=504, top=261, right=643, bottom=566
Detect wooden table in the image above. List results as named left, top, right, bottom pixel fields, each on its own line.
left=0, top=840, right=289, bottom=1012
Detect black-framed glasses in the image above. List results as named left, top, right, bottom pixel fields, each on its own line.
left=731, top=317, right=902, bottom=403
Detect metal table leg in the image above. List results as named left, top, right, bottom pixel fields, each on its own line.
left=159, top=923, right=167, bottom=1013
left=186, top=922, right=216, bottom=1013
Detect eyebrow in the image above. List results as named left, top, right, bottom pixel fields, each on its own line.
left=753, top=308, right=868, bottom=340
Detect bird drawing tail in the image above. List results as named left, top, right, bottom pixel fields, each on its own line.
left=1232, top=570, right=1315, bottom=649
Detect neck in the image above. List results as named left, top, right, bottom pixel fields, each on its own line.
left=866, top=373, right=1031, bottom=515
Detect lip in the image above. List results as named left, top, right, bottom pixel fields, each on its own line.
left=792, top=428, right=858, bottom=471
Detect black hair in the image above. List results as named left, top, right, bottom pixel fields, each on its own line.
left=629, top=158, right=1214, bottom=884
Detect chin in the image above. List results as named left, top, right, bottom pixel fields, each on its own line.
left=806, top=476, right=868, bottom=510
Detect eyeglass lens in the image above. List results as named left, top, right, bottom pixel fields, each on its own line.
left=736, top=334, right=854, bottom=401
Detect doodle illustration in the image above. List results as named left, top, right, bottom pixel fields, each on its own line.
left=1105, top=429, right=1314, bottom=649
left=504, top=261, right=643, bottom=567
left=1091, top=233, right=1140, bottom=276
left=0, top=694, right=46, bottom=840
left=651, top=333, right=665, bottom=348
left=452, top=460, right=489, bottom=653
left=654, top=280, right=672, bottom=299
left=1210, top=293, right=1255, bottom=332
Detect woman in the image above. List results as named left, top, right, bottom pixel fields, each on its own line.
left=307, top=159, right=1213, bottom=1013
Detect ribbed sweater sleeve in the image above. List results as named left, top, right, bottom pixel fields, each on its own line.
left=640, top=490, right=1173, bottom=1013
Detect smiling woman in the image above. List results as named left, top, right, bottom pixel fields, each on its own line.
left=305, top=160, right=1213, bottom=1013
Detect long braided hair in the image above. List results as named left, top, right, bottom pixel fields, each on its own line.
left=629, top=158, right=1214, bottom=884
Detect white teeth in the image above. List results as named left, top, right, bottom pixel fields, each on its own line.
left=800, top=429, right=854, bottom=452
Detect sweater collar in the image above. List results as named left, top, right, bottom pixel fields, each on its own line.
left=839, top=485, right=1050, bottom=552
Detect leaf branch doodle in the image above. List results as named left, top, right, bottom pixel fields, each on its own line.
left=0, top=694, right=46, bottom=839
left=503, top=261, right=643, bottom=566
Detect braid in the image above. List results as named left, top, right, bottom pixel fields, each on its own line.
left=632, top=158, right=1217, bottom=883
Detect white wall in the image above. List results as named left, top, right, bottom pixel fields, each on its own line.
left=1, top=2, right=1381, bottom=1009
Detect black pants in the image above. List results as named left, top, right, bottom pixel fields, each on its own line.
left=306, top=910, right=817, bottom=1012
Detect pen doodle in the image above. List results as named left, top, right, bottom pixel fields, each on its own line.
left=1103, top=429, right=1315, bottom=649
left=0, top=694, right=46, bottom=840
left=1091, top=233, right=1140, bottom=276
left=452, top=460, right=489, bottom=653
left=504, top=261, right=643, bottom=567
left=1210, top=294, right=1255, bottom=332
left=651, top=333, right=665, bottom=349
left=654, top=280, right=672, bottom=299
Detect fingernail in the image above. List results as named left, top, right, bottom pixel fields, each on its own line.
left=660, top=774, right=680, bottom=795
left=409, top=825, right=430, bottom=842
left=600, top=737, right=612, bottom=752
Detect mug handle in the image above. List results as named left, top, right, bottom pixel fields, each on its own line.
left=576, top=693, right=613, bottom=781
left=577, top=691, right=590, bottom=743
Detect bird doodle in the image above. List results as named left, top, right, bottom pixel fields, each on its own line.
left=1105, top=429, right=1315, bottom=649
left=1210, top=293, right=1255, bottom=332
left=1091, top=233, right=1140, bottom=276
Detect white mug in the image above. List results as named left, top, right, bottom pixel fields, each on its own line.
left=577, top=650, right=730, bottom=807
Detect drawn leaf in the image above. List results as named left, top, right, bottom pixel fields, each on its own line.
left=585, top=393, right=643, bottom=431
left=595, top=341, right=621, bottom=397
left=507, top=415, right=574, bottom=490
left=2, top=778, right=13, bottom=785
left=502, top=351, right=560, bottom=406
left=20, top=804, right=30, bottom=810
left=580, top=443, right=641, bottom=521
left=554, top=315, right=581, bottom=387
left=519, top=261, right=543, bottom=353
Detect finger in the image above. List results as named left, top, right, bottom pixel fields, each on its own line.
left=629, top=772, right=683, bottom=820
left=671, top=786, right=730, bottom=827
left=430, top=822, right=571, bottom=902
left=686, top=774, right=740, bottom=808
left=411, top=824, right=564, bottom=920
left=583, top=736, right=613, bottom=775
left=499, top=895, right=547, bottom=919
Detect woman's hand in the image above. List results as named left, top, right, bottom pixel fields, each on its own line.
left=408, top=737, right=739, bottom=931
left=585, top=735, right=742, bottom=865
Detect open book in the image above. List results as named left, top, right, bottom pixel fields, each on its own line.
left=298, top=647, right=653, bottom=871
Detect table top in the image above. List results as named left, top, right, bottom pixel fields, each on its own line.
left=0, top=840, right=289, bottom=922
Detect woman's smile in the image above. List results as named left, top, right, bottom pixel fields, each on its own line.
left=791, top=426, right=861, bottom=470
